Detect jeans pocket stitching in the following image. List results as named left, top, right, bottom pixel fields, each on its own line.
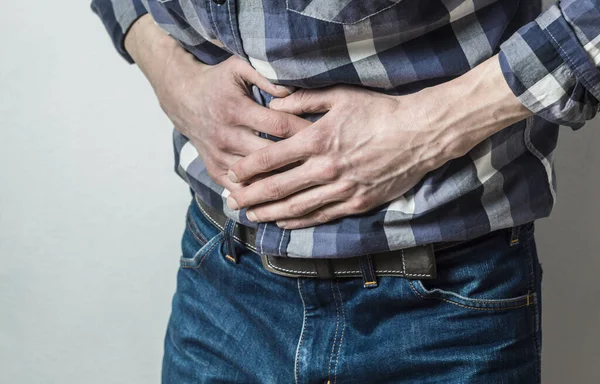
left=409, top=280, right=536, bottom=311
left=186, top=207, right=208, bottom=246
left=180, top=233, right=224, bottom=269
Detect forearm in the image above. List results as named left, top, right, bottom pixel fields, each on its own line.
left=124, top=14, right=206, bottom=95
left=418, top=55, right=533, bottom=157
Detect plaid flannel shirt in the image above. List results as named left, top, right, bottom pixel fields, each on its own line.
left=92, top=0, right=600, bottom=258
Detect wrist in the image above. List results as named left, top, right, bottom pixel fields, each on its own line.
left=124, top=15, right=159, bottom=61
left=420, top=55, right=532, bottom=158
left=124, top=15, right=179, bottom=74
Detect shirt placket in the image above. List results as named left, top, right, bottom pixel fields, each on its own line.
left=205, top=0, right=248, bottom=60
left=206, top=0, right=288, bottom=256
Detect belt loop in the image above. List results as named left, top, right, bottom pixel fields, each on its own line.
left=359, top=255, right=378, bottom=289
left=509, top=225, right=520, bottom=247
left=223, top=218, right=238, bottom=263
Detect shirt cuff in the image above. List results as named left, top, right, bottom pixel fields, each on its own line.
left=91, top=0, right=148, bottom=64
left=499, top=4, right=600, bottom=128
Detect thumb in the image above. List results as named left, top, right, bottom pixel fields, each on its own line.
left=234, top=58, right=294, bottom=98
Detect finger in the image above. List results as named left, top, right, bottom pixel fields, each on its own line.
left=235, top=58, right=293, bottom=98
left=228, top=133, right=315, bottom=183
left=204, top=161, right=244, bottom=193
left=228, top=128, right=277, bottom=156
left=276, top=200, right=359, bottom=229
left=216, top=174, right=244, bottom=193
left=269, top=88, right=337, bottom=115
left=243, top=182, right=353, bottom=223
left=240, top=98, right=312, bottom=138
left=227, top=163, right=322, bottom=210
left=204, top=146, right=242, bottom=170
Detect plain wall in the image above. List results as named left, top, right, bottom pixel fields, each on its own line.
left=1, top=1, right=598, bottom=383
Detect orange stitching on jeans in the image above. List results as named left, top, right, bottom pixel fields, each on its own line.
left=328, top=280, right=341, bottom=383
left=408, top=281, right=535, bottom=311
left=364, top=281, right=377, bottom=286
left=225, top=219, right=236, bottom=262
left=333, top=280, right=345, bottom=384
left=181, top=238, right=223, bottom=269
left=225, top=254, right=236, bottom=263
left=186, top=211, right=207, bottom=245
left=295, top=279, right=307, bottom=384
left=413, top=280, right=535, bottom=303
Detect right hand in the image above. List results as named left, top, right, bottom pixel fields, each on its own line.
left=125, top=15, right=311, bottom=192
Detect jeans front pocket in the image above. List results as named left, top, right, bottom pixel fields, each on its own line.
left=286, top=0, right=403, bottom=24
left=180, top=197, right=225, bottom=269
left=409, top=223, right=539, bottom=311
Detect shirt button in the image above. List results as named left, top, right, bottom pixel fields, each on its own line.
left=212, top=0, right=226, bottom=4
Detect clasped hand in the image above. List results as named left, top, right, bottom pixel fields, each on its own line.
left=227, top=85, right=465, bottom=229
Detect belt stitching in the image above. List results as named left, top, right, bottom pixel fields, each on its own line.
left=195, top=197, right=432, bottom=278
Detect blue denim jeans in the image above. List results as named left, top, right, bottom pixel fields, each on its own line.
left=162, top=197, right=543, bottom=383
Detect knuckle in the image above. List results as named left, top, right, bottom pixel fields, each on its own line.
left=262, top=114, right=287, bottom=137
left=337, top=180, right=355, bottom=195
left=215, top=155, right=231, bottom=169
left=319, top=161, right=341, bottom=181
left=273, top=117, right=290, bottom=138
left=221, top=111, right=238, bottom=126
left=297, top=89, right=319, bottom=113
left=257, top=151, right=272, bottom=170
left=350, top=197, right=370, bottom=213
left=214, top=136, right=229, bottom=151
left=211, top=110, right=231, bottom=126
left=314, top=210, right=331, bottom=224
left=307, top=134, right=325, bottom=154
left=296, top=89, right=309, bottom=104
left=289, top=201, right=307, bottom=217
left=219, top=105, right=239, bottom=125
left=266, top=180, right=284, bottom=199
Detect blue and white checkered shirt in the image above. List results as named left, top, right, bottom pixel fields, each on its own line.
left=92, top=0, right=600, bottom=258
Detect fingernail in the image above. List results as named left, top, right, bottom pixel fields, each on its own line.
left=276, top=221, right=287, bottom=228
left=228, top=170, right=239, bottom=183
left=227, top=196, right=239, bottom=210
left=246, top=210, right=257, bottom=222
left=269, top=99, right=281, bottom=108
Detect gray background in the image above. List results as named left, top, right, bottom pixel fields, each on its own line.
left=1, top=1, right=598, bottom=383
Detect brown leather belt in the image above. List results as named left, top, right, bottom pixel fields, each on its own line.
left=195, top=195, right=437, bottom=281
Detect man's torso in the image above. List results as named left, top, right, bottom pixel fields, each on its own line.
left=153, top=0, right=557, bottom=258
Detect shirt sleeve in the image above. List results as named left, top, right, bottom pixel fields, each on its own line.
left=91, top=0, right=149, bottom=64
left=499, top=0, right=600, bottom=128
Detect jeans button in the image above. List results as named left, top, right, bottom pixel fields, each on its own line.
left=212, top=0, right=226, bottom=4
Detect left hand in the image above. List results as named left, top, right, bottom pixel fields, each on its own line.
left=225, top=85, right=470, bottom=229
